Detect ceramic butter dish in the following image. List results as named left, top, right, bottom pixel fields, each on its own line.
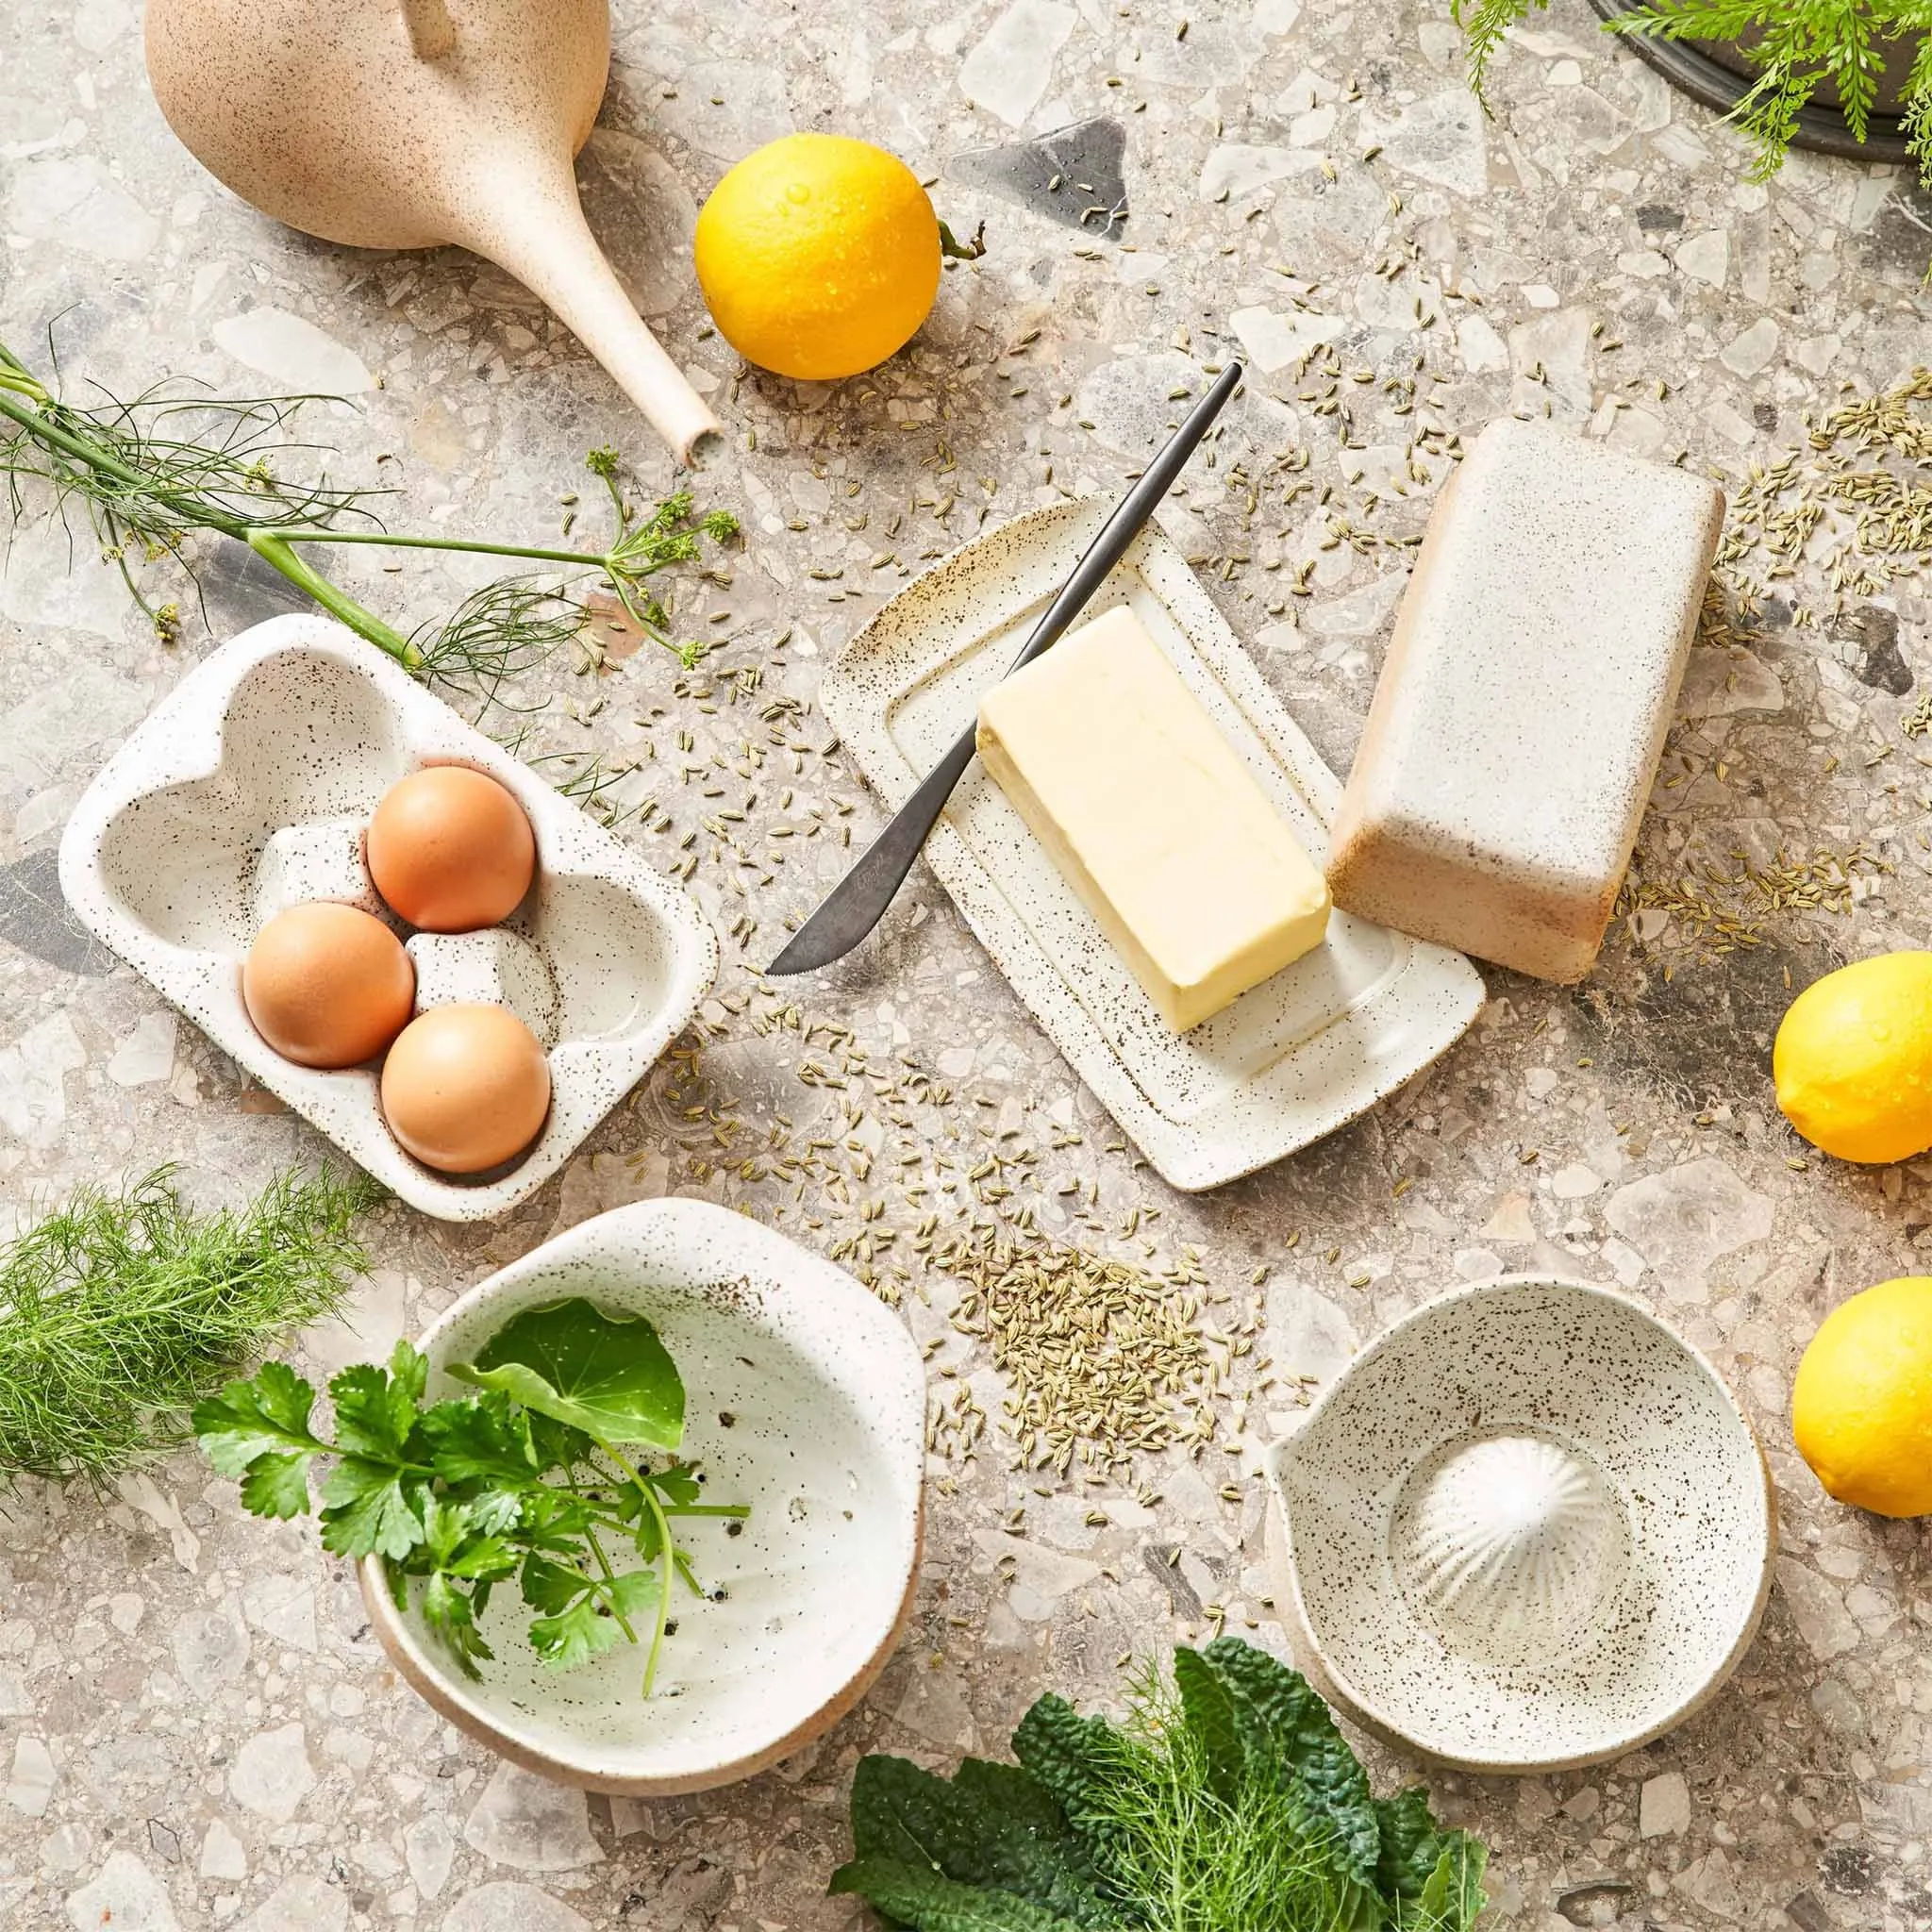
left=1325, top=418, right=1724, bottom=984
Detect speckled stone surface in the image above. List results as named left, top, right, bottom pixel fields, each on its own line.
left=4, top=0, right=1932, bottom=1927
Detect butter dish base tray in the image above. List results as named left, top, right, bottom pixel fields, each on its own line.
left=818, top=498, right=1486, bottom=1190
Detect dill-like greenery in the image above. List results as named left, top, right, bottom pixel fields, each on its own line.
left=0, top=334, right=739, bottom=706
left=0, top=1166, right=380, bottom=1489
left=1453, top=0, right=1932, bottom=184
left=1075, top=1666, right=1357, bottom=1932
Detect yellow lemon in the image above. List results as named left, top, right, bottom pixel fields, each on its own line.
left=693, top=133, right=940, bottom=382
left=1792, top=1276, right=1932, bottom=1517
left=1774, top=951, right=1932, bottom=1163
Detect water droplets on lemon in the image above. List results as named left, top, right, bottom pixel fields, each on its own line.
left=692, top=133, right=941, bottom=383
left=1774, top=951, right=1932, bottom=1163
left=1793, top=1276, right=1932, bottom=1519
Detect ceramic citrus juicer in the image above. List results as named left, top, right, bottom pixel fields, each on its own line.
left=1263, top=1275, right=1775, bottom=1773
left=144, top=0, right=723, bottom=467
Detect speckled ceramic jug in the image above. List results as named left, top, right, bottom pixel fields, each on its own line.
left=145, top=0, right=721, bottom=465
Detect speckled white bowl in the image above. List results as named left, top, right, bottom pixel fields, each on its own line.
left=1263, top=1275, right=1774, bottom=1774
left=359, top=1197, right=926, bottom=1792
left=57, top=615, right=717, bottom=1220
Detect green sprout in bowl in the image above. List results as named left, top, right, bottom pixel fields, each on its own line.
left=194, top=1296, right=747, bottom=1698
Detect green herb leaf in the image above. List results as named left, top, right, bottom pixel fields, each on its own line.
left=238, top=1450, right=312, bottom=1519
left=414, top=1392, right=539, bottom=1487
left=520, top=1552, right=594, bottom=1614
left=1172, top=1644, right=1243, bottom=1807
left=328, top=1345, right=422, bottom=1461
left=529, top=1593, right=625, bottom=1670
left=648, top=1463, right=704, bottom=1508
left=193, top=1361, right=322, bottom=1477
left=419, top=1571, right=493, bottom=1678
left=1201, top=1636, right=1381, bottom=1890
left=605, top=1566, right=662, bottom=1622
left=846, top=1757, right=1112, bottom=1926
left=449, top=1297, right=684, bottom=1450
left=827, top=1859, right=1095, bottom=1932
left=517, top=1488, right=600, bottom=1554
left=319, top=1458, right=425, bottom=1560
left=1375, top=1789, right=1449, bottom=1901
left=1413, top=1834, right=1487, bottom=1931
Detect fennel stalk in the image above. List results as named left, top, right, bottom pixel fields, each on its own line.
left=0, top=335, right=738, bottom=695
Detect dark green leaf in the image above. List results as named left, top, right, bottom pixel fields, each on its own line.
left=517, top=1489, right=599, bottom=1554
left=1172, top=1645, right=1244, bottom=1806
left=649, top=1463, right=703, bottom=1507
left=192, top=1362, right=321, bottom=1476
left=1201, top=1637, right=1381, bottom=1890
left=525, top=1409, right=599, bottom=1474
left=1375, top=1788, right=1447, bottom=1901
left=448, top=1296, right=684, bottom=1449
left=952, top=1761, right=1088, bottom=1859
left=1411, top=1833, right=1487, bottom=1931
left=520, top=1552, right=594, bottom=1614
left=328, top=1355, right=418, bottom=1462
left=529, top=1593, right=624, bottom=1669
left=414, top=1393, right=539, bottom=1487
left=826, top=1858, right=1094, bottom=1932
left=1009, top=1695, right=1122, bottom=1844
left=238, top=1450, right=311, bottom=1519
left=319, top=1457, right=424, bottom=1560
left=846, top=1757, right=1112, bottom=1926
left=420, top=1571, right=492, bottom=1679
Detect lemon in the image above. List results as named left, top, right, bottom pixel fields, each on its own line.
left=1792, top=1276, right=1932, bottom=1517
left=692, top=133, right=940, bottom=382
left=1774, top=951, right=1932, bottom=1163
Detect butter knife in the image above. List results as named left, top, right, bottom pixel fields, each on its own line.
left=765, top=358, right=1244, bottom=976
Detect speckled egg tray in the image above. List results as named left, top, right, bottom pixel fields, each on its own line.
left=819, top=497, right=1487, bottom=1191
left=57, top=614, right=719, bottom=1221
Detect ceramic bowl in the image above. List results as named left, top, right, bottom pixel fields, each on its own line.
left=1263, top=1275, right=1774, bottom=1774
left=358, top=1198, right=926, bottom=1792
left=58, top=615, right=717, bottom=1220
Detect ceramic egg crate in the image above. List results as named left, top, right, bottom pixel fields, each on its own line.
left=58, top=615, right=717, bottom=1220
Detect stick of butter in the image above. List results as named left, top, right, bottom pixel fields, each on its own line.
left=976, top=606, right=1329, bottom=1032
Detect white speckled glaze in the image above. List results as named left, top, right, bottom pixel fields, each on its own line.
left=1389, top=1430, right=1629, bottom=1667
left=358, top=1198, right=926, bottom=1793
left=1264, top=1275, right=1775, bottom=1774
left=57, top=615, right=717, bottom=1221
left=408, top=926, right=563, bottom=1046
left=818, top=496, right=1487, bottom=1191
left=1326, top=418, right=1725, bottom=984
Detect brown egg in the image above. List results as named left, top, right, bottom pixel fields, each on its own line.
left=367, top=765, right=537, bottom=932
left=379, top=1003, right=551, bottom=1174
left=242, top=903, right=415, bottom=1069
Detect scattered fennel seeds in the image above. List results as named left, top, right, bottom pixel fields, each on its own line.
left=1719, top=369, right=1932, bottom=608
left=934, top=1224, right=1210, bottom=1473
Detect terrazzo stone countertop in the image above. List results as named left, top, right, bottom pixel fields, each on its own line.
left=3, top=0, right=1932, bottom=1927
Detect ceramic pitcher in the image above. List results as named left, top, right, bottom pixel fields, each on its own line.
left=145, top=0, right=721, bottom=464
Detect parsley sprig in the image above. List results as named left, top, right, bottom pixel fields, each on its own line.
left=193, top=1297, right=746, bottom=1696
